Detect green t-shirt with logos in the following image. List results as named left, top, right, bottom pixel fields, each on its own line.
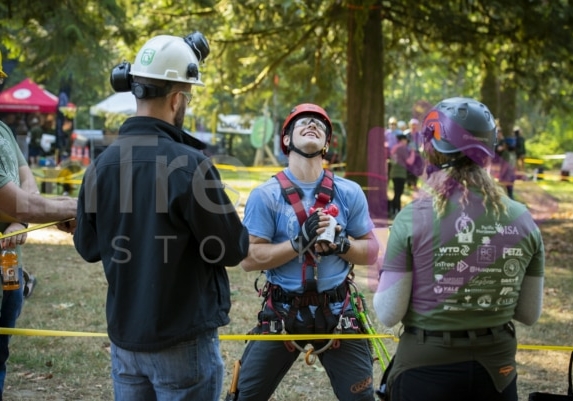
left=383, top=187, right=544, bottom=331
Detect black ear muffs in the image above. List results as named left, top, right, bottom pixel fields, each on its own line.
left=184, top=31, right=210, bottom=62
left=110, top=61, right=132, bottom=92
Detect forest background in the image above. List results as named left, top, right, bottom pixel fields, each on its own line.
left=1, top=0, right=573, bottom=179
left=1, top=1, right=573, bottom=400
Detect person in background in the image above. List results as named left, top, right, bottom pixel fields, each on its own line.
left=404, top=118, right=424, bottom=189
left=384, top=116, right=401, bottom=155
left=385, top=116, right=403, bottom=182
left=494, top=129, right=517, bottom=200
left=388, top=134, right=415, bottom=218
left=0, top=52, right=77, bottom=400
left=73, top=32, right=249, bottom=401
left=373, top=97, right=544, bottom=401
left=27, top=117, right=43, bottom=168
left=514, top=127, right=526, bottom=171
left=235, top=103, right=379, bottom=401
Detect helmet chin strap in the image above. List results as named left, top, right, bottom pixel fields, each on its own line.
left=287, top=133, right=329, bottom=158
left=290, top=146, right=324, bottom=158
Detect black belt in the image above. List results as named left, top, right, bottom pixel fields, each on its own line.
left=404, top=323, right=512, bottom=338
left=270, top=282, right=348, bottom=306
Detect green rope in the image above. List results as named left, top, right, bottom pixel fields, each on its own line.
left=350, top=288, right=392, bottom=372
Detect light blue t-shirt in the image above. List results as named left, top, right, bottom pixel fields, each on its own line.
left=243, top=168, right=374, bottom=293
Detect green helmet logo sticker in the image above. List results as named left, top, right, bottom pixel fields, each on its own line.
left=140, top=49, right=156, bottom=66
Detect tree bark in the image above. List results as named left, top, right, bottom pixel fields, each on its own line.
left=346, top=1, right=387, bottom=224
left=499, top=82, right=517, bottom=139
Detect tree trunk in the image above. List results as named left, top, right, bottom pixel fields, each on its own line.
left=499, top=82, right=517, bottom=139
left=480, top=63, right=499, bottom=117
left=346, top=1, right=386, bottom=224
left=480, top=62, right=517, bottom=137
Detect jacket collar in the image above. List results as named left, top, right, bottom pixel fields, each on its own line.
left=119, top=116, right=207, bottom=150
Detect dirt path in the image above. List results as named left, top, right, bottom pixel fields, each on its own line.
left=514, top=181, right=562, bottom=222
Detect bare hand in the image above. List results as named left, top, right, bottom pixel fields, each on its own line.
left=314, top=224, right=342, bottom=254
left=1, top=222, right=28, bottom=249
left=56, top=219, right=76, bottom=234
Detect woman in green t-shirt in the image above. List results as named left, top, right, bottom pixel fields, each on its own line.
left=374, top=97, right=545, bottom=401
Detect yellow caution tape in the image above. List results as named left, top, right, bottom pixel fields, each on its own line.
left=516, top=344, right=573, bottom=352
left=0, top=328, right=107, bottom=337
left=0, top=327, right=571, bottom=352
left=0, top=328, right=393, bottom=341
left=219, top=333, right=396, bottom=341
left=0, top=218, right=75, bottom=240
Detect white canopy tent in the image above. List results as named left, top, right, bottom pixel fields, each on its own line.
left=90, top=92, right=193, bottom=126
left=90, top=92, right=138, bottom=116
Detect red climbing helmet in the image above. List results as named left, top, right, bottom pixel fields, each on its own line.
left=280, top=103, right=333, bottom=155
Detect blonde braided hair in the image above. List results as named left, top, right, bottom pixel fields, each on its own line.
left=421, top=146, right=508, bottom=219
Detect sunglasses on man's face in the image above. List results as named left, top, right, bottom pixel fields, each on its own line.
left=294, top=117, right=327, bottom=132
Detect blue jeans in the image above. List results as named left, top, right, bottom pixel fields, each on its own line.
left=111, top=329, right=224, bottom=401
left=0, top=268, right=24, bottom=395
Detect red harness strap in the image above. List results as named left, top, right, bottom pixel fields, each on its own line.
left=275, top=169, right=335, bottom=287
left=276, top=168, right=334, bottom=225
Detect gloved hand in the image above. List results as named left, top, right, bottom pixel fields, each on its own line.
left=290, top=211, right=321, bottom=254
left=318, top=232, right=351, bottom=256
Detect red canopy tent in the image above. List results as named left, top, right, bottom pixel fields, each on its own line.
left=0, top=78, right=59, bottom=113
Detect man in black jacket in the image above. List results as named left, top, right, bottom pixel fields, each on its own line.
left=73, top=32, right=249, bottom=401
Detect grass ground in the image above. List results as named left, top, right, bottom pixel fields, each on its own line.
left=2, top=176, right=573, bottom=400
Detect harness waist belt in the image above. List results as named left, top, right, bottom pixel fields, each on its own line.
left=404, top=323, right=511, bottom=338
left=270, top=282, right=348, bottom=306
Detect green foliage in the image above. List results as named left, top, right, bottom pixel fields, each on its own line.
left=199, top=0, right=348, bottom=121
left=0, top=0, right=136, bottom=108
left=525, top=117, right=573, bottom=169
left=2, top=0, right=573, bottom=167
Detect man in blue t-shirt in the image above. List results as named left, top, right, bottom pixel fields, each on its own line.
left=235, top=103, right=379, bottom=401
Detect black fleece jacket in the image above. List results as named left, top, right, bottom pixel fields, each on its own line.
left=74, top=116, right=249, bottom=351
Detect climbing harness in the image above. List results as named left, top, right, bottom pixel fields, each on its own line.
left=273, top=169, right=342, bottom=360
